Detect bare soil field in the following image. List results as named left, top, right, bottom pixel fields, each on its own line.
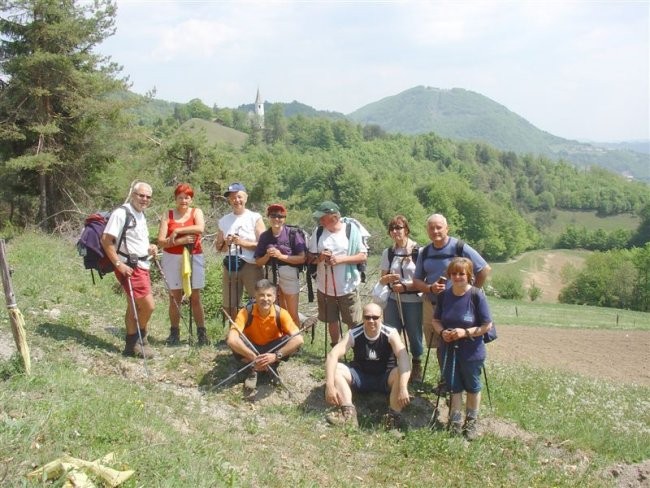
left=488, top=325, right=650, bottom=386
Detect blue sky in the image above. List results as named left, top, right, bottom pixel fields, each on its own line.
left=99, top=0, right=650, bottom=142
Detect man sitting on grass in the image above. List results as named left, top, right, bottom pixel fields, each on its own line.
left=226, top=279, right=304, bottom=398
left=324, top=302, right=411, bottom=429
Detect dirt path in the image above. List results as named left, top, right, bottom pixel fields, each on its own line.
left=488, top=325, right=650, bottom=386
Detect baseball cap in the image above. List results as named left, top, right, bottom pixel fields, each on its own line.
left=223, top=182, right=247, bottom=197
left=313, top=201, right=340, bottom=218
left=267, top=203, right=287, bottom=216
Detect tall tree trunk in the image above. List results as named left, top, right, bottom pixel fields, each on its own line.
left=38, top=171, right=47, bottom=230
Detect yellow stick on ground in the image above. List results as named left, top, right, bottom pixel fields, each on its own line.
left=0, top=239, right=31, bottom=374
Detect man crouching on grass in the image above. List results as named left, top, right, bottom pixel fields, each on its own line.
left=324, top=303, right=411, bottom=429
left=226, top=279, right=303, bottom=398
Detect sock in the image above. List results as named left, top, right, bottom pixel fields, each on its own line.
left=466, top=408, right=479, bottom=420
left=450, top=410, right=462, bottom=423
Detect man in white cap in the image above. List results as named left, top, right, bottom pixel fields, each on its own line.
left=215, top=182, right=265, bottom=320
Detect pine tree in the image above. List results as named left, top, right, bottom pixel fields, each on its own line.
left=0, top=0, right=127, bottom=229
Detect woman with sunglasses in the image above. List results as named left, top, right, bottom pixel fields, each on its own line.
left=157, top=183, right=209, bottom=346
left=378, top=215, right=423, bottom=382
left=254, top=203, right=306, bottom=325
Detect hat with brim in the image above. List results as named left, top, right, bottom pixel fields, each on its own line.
left=223, top=182, right=246, bottom=197
left=267, top=203, right=287, bottom=216
left=313, top=200, right=340, bottom=218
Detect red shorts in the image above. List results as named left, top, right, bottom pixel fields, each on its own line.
left=117, top=267, right=152, bottom=298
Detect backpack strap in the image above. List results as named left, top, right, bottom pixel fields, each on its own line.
left=244, top=303, right=282, bottom=332
left=456, top=239, right=465, bottom=257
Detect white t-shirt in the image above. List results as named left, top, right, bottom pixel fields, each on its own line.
left=308, top=224, right=368, bottom=296
left=218, top=209, right=262, bottom=264
left=103, top=203, right=150, bottom=270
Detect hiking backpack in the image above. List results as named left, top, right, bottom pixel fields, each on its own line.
left=469, top=286, right=498, bottom=343
left=387, top=245, right=420, bottom=268
left=244, top=301, right=283, bottom=332
left=76, top=205, right=135, bottom=284
left=420, top=239, right=465, bottom=262
left=313, top=218, right=371, bottom=283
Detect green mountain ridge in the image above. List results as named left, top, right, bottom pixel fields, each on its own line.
left=346, top=86, right=649, bottom=181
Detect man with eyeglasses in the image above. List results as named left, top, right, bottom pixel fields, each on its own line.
left=413, top=213, right=490, bottom=394
left=324, top=303, right=411, bottom=430
left=101, top=182, right=158, bottom=358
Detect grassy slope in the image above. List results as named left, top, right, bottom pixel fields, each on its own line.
left=0, top=232, right=648, bottom=487
left=179, top=118, right=248, bottom=148
left=532, top=209, right=640, bottom=236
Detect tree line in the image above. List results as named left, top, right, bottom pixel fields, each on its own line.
left=1, top=1, right=649, bottom=311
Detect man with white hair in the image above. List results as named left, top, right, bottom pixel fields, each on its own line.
left=101, top=182, right=158, bottom=358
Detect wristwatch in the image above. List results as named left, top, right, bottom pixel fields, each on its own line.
left=275, top=351, right=284, bottom=361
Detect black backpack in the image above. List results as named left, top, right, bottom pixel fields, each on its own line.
left=420, top=239, right=465, bottom=262
left=76, top=205, right=135, bottom=284
left=469, top=286, right=498, bottom=343
left=387, top=246, right=420, bottom=268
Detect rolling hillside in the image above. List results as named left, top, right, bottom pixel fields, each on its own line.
left=347, top=86, right=649, bottom=181
left=178, top=118, right=247, bottom=148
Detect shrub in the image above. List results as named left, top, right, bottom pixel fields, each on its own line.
left=490, top=275, right=524, bottom=300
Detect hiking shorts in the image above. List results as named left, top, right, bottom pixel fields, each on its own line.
left=317, top=290, right=361, bottom=326
left=222, top=262, right=263, bottom=310
left=117, top=267, right=151, bottom=298
left=445, top=358, right=484, bottom=394
left=422, top=299, right=442, bottom=348
left=348, top=365, right=391, bottom=394
left=161, top=252, right=205, bottom=290
left=277, top=265, right=300, bottom=295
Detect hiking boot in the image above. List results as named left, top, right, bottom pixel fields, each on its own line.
left=463, top=417, right=479, bottom=441
left=197, top=327, right=210, bottom=346
left=165, top=327, right=180, bottom=346
left=133, top=337, right=155, bottom=359
left=383, top=410, right=408, bottom=431
left=432, top=380, right=448, bottom=396
left=325, top=405, right=358, bottom=427
left=448, top=420, right=463, bottom=436
left=301, top=316, right=318, bottom=331
left=410, top=359, right=422, bottom=383
left=123, top=334, right=138, bottom=357
left=243, top=370, right=258, bottom=395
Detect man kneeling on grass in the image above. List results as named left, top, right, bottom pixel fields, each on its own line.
left=226, top=279, right=304, bottom=398
left=324, top=303, right=411, bottom=429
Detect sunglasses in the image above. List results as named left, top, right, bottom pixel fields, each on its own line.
left=269, top=214, right=286, bottom=219
left=135, top=193, right=152, bottom=200
left=389, top=225, right=404, bottom=231
left=363, top=315, right=381, bottom=321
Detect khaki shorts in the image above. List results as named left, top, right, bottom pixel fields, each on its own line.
left=317, top=290, right=361, bottom=326
left=422, top=298, right=441, bottom=348
left=222, top=261, right=263, bottom=310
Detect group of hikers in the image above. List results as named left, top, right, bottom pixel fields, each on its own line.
left=100, top=181, right=494, bottom=440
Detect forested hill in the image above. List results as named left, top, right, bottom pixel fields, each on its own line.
left=346, top=86, right=649, bottom=181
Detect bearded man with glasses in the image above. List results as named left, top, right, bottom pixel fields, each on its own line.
left=324, top=303, right=411, bottom=430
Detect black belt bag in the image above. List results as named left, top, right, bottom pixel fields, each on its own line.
left=223, top=255, right=245, bottom=272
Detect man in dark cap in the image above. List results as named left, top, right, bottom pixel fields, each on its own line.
left=308, top=201, right=368, bottom=346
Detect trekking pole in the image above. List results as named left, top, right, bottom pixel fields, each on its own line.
left=126, top=277, right=150, bottom=376
left=394, top=291, right=409, bottom=355
left=323, top=261, right=329, bottom=356
left=329, top=263, right=344, bottom=345
left=429, top=345, right=449, bottom=428
left=222, top=309, right=297, bottom=401
left=422, top=329, right=435, bottom=385
left=224, top=245, right=232, bottom=328
left=152, top=255, right=192, bottom=342
left=482, top=365, right=492, bottom=408
left=213, top=316, right=314, bottom=391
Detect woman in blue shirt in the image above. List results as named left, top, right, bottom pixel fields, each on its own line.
left=432, top=257, right=493, bottom=441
